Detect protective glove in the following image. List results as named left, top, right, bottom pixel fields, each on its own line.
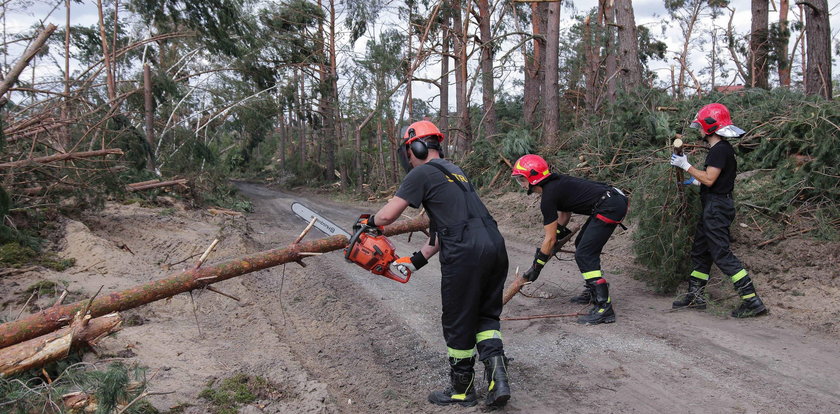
left=353, top=213, right=383, bottom=233
left=670, top=154, right=691, bottom=171
left=551, top=225, right=572, bottom=255
left=681, top=177, right=701, bottom=186
left=394, top=251, right=428, bottom=276
left=523, top=248, right=551, bottom=282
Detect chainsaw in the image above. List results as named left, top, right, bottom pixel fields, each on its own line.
left=291, top=203, right=411, bottom=283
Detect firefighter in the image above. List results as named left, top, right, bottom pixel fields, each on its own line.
left=669, top=103, right=768, bottom=318
left=511, top=154, right=628, bottom=325
left=363, top=120, right=511, bottom=407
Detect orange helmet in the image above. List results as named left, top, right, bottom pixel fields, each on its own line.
left=512, top=154, right=551, bottom=186
left=403, top=120, right=445, bottom=145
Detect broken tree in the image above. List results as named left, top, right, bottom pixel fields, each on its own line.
left=0, top=216, right=429, bottom=348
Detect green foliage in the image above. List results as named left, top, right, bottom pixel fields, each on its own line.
left=200, top=374, right=278, bottom=414
left=0, top=242, right=76, bottom=270
left=0, top=362, right=152, bottom=414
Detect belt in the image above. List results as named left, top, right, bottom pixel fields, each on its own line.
left=703, top=192, right=732, bottom=199
left=592, top=187, right=626, bottom=212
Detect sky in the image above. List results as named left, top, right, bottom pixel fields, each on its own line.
left=3, top=0, right=839, bottom=112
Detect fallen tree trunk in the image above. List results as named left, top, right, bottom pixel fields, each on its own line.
left=0, top=24, right=57, bottom=103
left=502, top=224, right=580, bottom=305
left=0, top=148, right=123, bottom=168
left=0, top=216, right=429, bottom=348
left=126, top=179, right=187, bottom=192
left=0, top=312, right=122, bottom=377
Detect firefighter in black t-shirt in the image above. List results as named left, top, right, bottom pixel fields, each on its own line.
left=669, top=103, right=767, bottom=318
left=511, top=154, right=629, bottom=325
left=365, top=121, right=511, bottom=407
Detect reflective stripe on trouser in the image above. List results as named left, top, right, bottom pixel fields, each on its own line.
left=440, top=218, right=507, bottom=361
left=691, top=193, right=745, bottom=277
left=574, top=193, right=626, bottom=276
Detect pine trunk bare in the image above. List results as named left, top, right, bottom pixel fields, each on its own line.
left=543, top=1, right=561, bottom=147
left=478, top=0, right=496, bottom=141
left=614, top=0, right=643, bottom=91
left=798, top=0, right=831, bottom=98
left=749, top=0, right=769, bottom=89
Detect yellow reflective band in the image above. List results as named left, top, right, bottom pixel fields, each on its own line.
left=514, top=160, right=528, bottom=171
left=451, top=393, right=466, bottom=401
left=536, top=259, right=546, bottom=265
left=542, top=170, right=549, bottom=176
left=741, top=293, right=756, bottom=300
left=730, top=269, right=748, bottom=283
left=582, top=270, right=602, bottom=279
left=606, top=297, right=611, bottom=304
left=476, top=330, right=502, bottom=343
left=691, top=271, right=710, bottom=281
left=447, top=347, right=476, bottom=359
left=598, top=308, right=605, bottom=314
left=489, top=380, right=495, bottom=391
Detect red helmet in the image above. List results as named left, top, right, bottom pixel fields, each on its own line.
left=690, top=103, right=745, bottom=138
left=403, top=120, right=445, bottom=145
left=511, top=154, right=551, bottom=186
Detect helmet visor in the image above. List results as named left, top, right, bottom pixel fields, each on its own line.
left=689, top=120, right=701, bottom=129
left=716, top=124, right=745, bottom=138
left=397, top=145, right=413, bottom=174
left=513, top=174, right=530, bottom=189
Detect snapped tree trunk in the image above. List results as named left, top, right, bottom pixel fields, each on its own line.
left=614, top=0, right=644, bottom=91
left=0, top=313, right=122, bottom=377
left=503, top=224, right=580, bottom=305
left=0, top=216, right=429, bottom=349
left=798, top=0, right=831, bottom=98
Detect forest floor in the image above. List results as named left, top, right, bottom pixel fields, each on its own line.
left=1, top=181, right=839, bottom=413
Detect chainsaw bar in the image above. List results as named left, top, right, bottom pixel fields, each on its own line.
left=291, top=202, right=352, bottom=239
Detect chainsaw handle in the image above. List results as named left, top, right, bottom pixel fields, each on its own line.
left=385, top=264, right=412, bottom=283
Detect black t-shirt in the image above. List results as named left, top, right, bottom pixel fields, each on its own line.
left=395, top=159, right=491, bottom=230
left=702, top=140, right=736, bottom=195
left=539, top=174, right=611, bottom=225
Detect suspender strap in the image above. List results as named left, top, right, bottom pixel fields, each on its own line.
left=425, top=161, right=473, bottom=193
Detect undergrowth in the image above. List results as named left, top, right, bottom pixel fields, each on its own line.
left=200, top=374, right=287, bottom=414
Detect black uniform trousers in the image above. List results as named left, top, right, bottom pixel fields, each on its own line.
left=691, top=192, right=745, bottom=279
left=439, top=217, right=508, bottom=361
left=574, top=189, right=628, bottom=279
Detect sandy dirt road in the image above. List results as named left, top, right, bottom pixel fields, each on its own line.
left=234, top=182, right=840, bottom=413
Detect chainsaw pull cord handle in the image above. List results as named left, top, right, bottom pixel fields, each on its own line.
left=344, top=225, right=366, bottom=261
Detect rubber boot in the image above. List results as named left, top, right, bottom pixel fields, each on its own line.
left=577, top=280, right=616, bottom=325
left=672, top=277, right=708, bottom=309
left=570, top=283, right=594, bottom=304
left=483, top=355, right=511, bottom=407
left=428, top=357, right=478, bottom=407
left=731, top=276, right=767, bottom=318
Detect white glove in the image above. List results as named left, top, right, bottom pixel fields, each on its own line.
left=670, top=154, right=691, bottom=171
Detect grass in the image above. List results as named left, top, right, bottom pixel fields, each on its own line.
left=199, top=374, right=280, bottom=414
left=0, top=242, right=75, bottom=271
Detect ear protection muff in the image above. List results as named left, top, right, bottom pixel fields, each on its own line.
left=409, top=139, right=429, bottom=160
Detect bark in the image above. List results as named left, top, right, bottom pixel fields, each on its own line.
left=96, top=0, right=116, bottom=106
left=478, top=0, right=497, bottom=141
left=0, top=313, right=122, bottom=377
left=0, top=24, right=57, bottom=104
left=614, top=0, right=643, bottom=91
left=676, top=1, right=702, bottom=97
left=503, top=224, right=579, bottom=305
left=143, top=64, right=156, bottom=172
left=440, top=14, right=450, bottom=138
left=543, top=1, right=561, bottom=147
left=778, top=0, right=791, bottom=87
left=583, top=16, right=599, bottom=110
left=523, top=2, right=547, bottom=129
left=0, top=148, right=123, bottom=168
left=601, top=0, right=617, bottom=102
left=452, top=1, right=471, bottom=154
left=798, top=0, right=831, bottom=98
left=749, top=0, right=769, bottom=89
left=62, top=0, right=71, bottom=150
left=126, top=179, right=188, bottom=192
left=0, top=216, right=430, bottom=348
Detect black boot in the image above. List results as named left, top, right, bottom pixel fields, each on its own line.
left=577, top=281, right=616, bottom=325
left=428, top=357, right=478, bottom=407
left=483, top=355, right=510, bottom=407
left=672, top=277, right=708, bottom=309
left=731, top=276, right=767, bottom=318
left=570, top=283, right=594, bottom=304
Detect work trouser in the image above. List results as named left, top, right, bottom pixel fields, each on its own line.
left=690, top=193, right=748, bottom=283
left=574, top=189, right=628, bottom=280
left=438, top=217, right=508, bottom=361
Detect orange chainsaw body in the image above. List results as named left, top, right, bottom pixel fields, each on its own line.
left=344, top=226, right=411, bottom=283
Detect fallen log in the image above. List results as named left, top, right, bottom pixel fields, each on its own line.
left=0, top=312, right=122, bottom=377
left=502, top=224, right=580, bottom=305
left=0, top=215, right=429, bottom=348
left=0, top=148, right=124, bottom=168
left=125, top=179, right=188, bottom=192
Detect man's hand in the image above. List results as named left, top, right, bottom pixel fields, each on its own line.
left=551, top=225, right=573, bottom=255
left=681, top=177, right=701, bottom=186
left=670, top=154, right=691, bottom=171
left=354, top=213, right=383, bottom=233
left=394, top=251, right=428, bottom=274
left=523, top=248, right=550, bottom=282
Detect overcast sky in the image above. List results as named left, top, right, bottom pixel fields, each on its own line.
left=4, top=0, right=839, bottom=111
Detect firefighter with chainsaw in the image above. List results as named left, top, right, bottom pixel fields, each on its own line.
left=511, top=154, right=628, bottom=325
left=669, top=103, right=767, bottom=318
left=359, top=120, right=511, bottom=407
